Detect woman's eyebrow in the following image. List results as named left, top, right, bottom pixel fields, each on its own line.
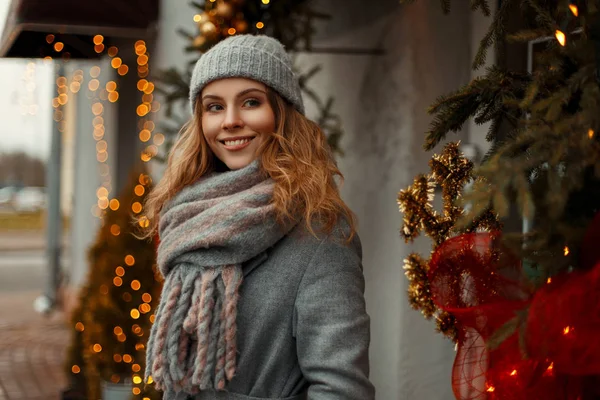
left=201, top=88, right=266, bottom=102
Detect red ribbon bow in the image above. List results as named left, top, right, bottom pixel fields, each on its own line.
left=428, top=212, right=600, bottom=399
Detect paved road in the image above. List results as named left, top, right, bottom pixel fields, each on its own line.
left=0, top=248, right=70, bottom=400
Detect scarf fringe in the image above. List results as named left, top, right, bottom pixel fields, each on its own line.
left=146, top=265, right=243, bottom=393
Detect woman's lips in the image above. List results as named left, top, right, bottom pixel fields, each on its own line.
left=220, top=137, right=255, bottom=151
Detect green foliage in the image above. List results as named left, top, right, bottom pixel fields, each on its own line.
left=63, top=166, right=163, bottom=400
left=421, top=0, right=600, bottom=282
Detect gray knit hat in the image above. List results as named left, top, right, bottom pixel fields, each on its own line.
left=189, top=34, right=305, bottom=114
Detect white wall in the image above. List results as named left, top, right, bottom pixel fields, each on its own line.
left=297, top=1, right=493, bottom=398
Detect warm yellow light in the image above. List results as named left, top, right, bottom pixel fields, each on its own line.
left=125, top=255, right=135, bottom=266
left=142, top=293, right=152, bottom=303
left=256, top=22, right=264, bottom=29
left=132, top=387, right=141, bottom=395
left=564, top=246, right=569, bottom=256
left=113, top=277, right=123, bottom=287
left=69, top=82, right=81, bottom=93
left=569, top=4, right=578, bottom=16
left=52, top=98, right=60, bottom=108
left=137, top=79, right=149, bottom=91
left=93, top=344, right=102, bottom=353
left=94, top=44, right=105, bottom=53
left=589, top=129, right=595, bottom=139
left=98, top=197, right=109, bottom=209
left=131, top=309, right=141, bottom=319
left=46, top=34, right=55, bottom=44
left=261, top=0, right=270, bottom=4
left=111, top=57, right=122, bottom=69
left=105, top=81, right=117, bottom=92
left=144, top=82, right=155, bottom=94
left=193, top=14, right=202, bottom=22
left=123, top=354, right=133, bottom=363
left=135, top=44, right=147, bottom=56
left=75, top=322, right=85, bottom=332
left=137, top=54, right=149, bottom=66
left=92, top=102, right=104, bottom=116
left=228, top=28, right=237, bottom=35
left=132, top=375, right=143, bottom=384
left=139, top=129, right=151, bottom=142
left=96, top=141, right=107, bottom=153
left=88, top=79, right=100, bottom=91
left=108, top=199, right=119, bottom=211
left=149, top=314, right=155, bottom=323
left=90, top=66, right=101, bottom=78
left=547, top=277, right=551, bottom=284
left=97, top=187, right=109, bottom=198
left=486, top=385, right=495, bottom=393
left=97, top=152, right=108, bottom=163
left=110, top=224, right=121, bottom=236
left=108, top=91, right=120, bottom=103
left=555, top=30, right=566, bottom=46
left=132, top=202, right=143, bottom=214
left=131, top=280, right=141, bottom=291
left=139, top=216, right=150, bottom=228
left=113, top=326, right=123, bottom=335
left=132, top=364, right=141, bottom=372
left=563, top=326, right=573, bottom=334
left=135, top=343, right=145, bottom=351
left=118, top=64, right=129, bottom=76
left=153, top=133, right=165, bottom=146
left=93, top=35, right=104, bottom=45
left=58, top=94, right=68, bottom=105
left=140, top=303, right=151, bottom=313
left=72, top=365, right=81, bottom=374
left=147, top=376, right=154, bottom=384
left=117, top=333, right=126, bottom=342
left=113, top=354, right=122, bottom=362
left=134, top=184, right=146, bottom=196
left=116, top=266, right=125, bottom=277
left=510, top=369, right=517, bottom=376
left=136, top=104, right=149, bottom=117
left=54, top=42, right=64, bottom=52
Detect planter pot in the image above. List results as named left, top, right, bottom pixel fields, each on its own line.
left=101, top=380, right=133, bottom=400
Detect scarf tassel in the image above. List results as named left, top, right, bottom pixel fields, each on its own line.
left=145, top=265, right=243, bottom=393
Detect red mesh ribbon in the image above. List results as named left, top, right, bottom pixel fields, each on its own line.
left=428, top=228, right=600, bottom=400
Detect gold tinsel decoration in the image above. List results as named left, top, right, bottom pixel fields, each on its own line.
left=397, top=142, right=501, bottom=342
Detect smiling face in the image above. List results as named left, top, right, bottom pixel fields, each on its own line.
left=200, top=78, right=276, bottom=171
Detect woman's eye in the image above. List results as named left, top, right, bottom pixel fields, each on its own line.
left=206, top=104, right=223, bottom=112
left=243, top=99, right=261, bottom=108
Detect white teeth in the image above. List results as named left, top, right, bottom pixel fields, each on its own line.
left=223, top=138, right=251, bottom=146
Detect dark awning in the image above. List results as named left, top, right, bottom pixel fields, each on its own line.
left=0, top=0, right=159, bottom=58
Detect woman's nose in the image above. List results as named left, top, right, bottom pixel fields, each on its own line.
left=222, top=108, right=244, bottom=130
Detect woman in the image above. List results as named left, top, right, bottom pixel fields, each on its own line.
left=143, top=34, right=375, bottom=400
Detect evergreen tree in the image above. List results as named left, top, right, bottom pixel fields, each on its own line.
left=399, top=0, right=600, bottom=398
left=63, top=166, right=163, bottom=400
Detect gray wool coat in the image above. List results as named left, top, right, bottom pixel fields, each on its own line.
left=166, top=218, right=375, bottom=400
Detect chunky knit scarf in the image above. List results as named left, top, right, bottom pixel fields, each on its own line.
left=145, top=160, right=293, bottom=394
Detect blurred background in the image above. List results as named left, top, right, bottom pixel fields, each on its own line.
left=0, top=0, right=500, bottom=399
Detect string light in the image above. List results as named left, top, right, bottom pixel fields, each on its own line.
left=510, top=369, right=517, bottom=376
left=256, top=22, right=265, bottom=29
left=486, top=385, right=495, bottom=393
left=555, top=30, right=566, bottom=46
left=564, top=246, right=569, bottom=256
left=569, top=4, right=578, bottom=17
left=125, top=255, right=135, bottom=266
left=589, top=129, right=595, bottom=139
